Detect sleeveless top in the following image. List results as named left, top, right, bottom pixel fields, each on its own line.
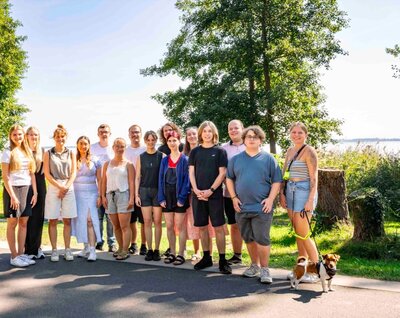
left=289, top=161, right=310, bottom=179
left=106, top=161, right=129, bottom=192
left=49, top=147, right=72, bottom=180
left=140, top=151, right=163, bottom=188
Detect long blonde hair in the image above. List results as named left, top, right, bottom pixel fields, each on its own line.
left=8, top=124, right=36, bottom=173
left=25, top=126, right=43, bottom=173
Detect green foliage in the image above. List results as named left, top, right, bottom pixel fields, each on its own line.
left=0, top=0, right=29, bottom=150
left=386, top=44, right=400, bottom=78
left=319, top=146, right=400, bottom=220
left=142, top=0, right=348, bottom=152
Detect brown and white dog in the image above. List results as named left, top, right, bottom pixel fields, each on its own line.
left=290, top=254, right=340, bottom=292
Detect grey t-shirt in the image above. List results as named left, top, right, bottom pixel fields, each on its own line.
left=227, top=150, right=282, bottom=213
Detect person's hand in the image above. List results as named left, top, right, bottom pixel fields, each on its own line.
left=261, top=197, right=274, bottom=213
left=135, top=196, right=141, bottom=207
left=31, top=193, right=37, bottom=208
left=96, top=196, right=102, bottom=208
left=177, top=201, right=184, bottom=207
left=127, top=199, right=134, bottom=211
left=102, top=196, right=108, bottom=210
left=232, top=197, right=242, bottom=213
left=304, top=199, right=314, bottom=213
left=160, top=201, right=166, bottom=208
left=11, top=196, right=20, bottom=211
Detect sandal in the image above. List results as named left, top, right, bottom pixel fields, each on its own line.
left=113, top=250, right=122, bottom=258
left=116, top=252, right=130, bottom=261
left=173, top=255, right=185, bottom=266
left=164, top=254, right=176, bottom=264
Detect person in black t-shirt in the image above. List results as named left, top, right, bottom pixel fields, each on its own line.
left=189, top=121, right=232, bottom=275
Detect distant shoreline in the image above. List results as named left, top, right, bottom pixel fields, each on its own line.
left=335, top=138, right=400, bottom=142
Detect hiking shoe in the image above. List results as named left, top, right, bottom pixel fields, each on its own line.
left=50, top=249, right=59, bottom=262
left=64, top=249, right=74, bottom=261
left=108, top=244, right=118, bottom=253
left=194, top=256, right=213, bottom=270
left=227, top=255, right=242, bottom=265
left=95, top=243, right=103, bottom=251
left=87, top=247, right=96, bottom=262
left=139, top=244, right=147, bottom=255
left=36, top=248, right=45, bottom=259
left=242, top=264, right=260, bottom=278
left=20, top=254, right=36, bottom=265
left=10, top=256, right=29, bottom=267
left=260, top=267, right=273, bottom=284
left=153, top=249, right=161, bottom=261
left=129, top=243, right=139, bottom=255
left=219, top=260, right=232, bottom=275
left=145, top=249, right=154, bottom=261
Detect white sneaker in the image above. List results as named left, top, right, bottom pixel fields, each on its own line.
left=10, top=256, right=29, bottom=267
left=77, top=245, right=90, bottom=258
left=301, top=273, right=320, bottom=283
left=20, top=254, right=36, bottom=265
left=50, top=249, right=59, bottom=262
left=260, top=267, right=273, bottom=284
left=287, top=271, right=294, bottom=280
left=242, top=264, right=260, bottom=278
left=64, top=248, right=74, bottom=261
left=36, top=248, right=45, bottom=259
left=87, top=247, right=96, bottom=262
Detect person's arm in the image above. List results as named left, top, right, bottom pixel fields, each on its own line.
left=1, top=162, right=20, bottom=211
left=177, top=157, right=190, bottom=206
left=201, top=166, right=226, bottom=200
left=127, top=162, right=135, bottom=210
left=134, top=157, right=141, bottom=207
left=30, top=172, right=38, bottom=207
left=189, top=165, right=201, bottom=197
left=262, top=182, right=281, bottom=213
left=158, top=158, right=167, bottom=207
left=43, top=151, right=64, bottom=189
left=101, top=161, right=109, bottom=210
left=304, top=147, right=318, bottom=212
left=226, top=177, right=241, bottom=212
left=95, top=163, right=102, bottom=208
left=64, top=150, right=77, bottom=189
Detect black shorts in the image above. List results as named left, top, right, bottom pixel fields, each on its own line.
left=130, top=204, right=144, bottom=224
left=192, top=194, right=225, bottom=227
left=139, top=187, right=160, bottom=207
left=162, top=184, right=189, bottom=213
left=224, top=197, right=237, bottom=225
left=3, top=186, right=33, bottom=218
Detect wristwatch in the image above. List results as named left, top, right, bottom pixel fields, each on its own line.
left=210, top=187, right=215, bottom=193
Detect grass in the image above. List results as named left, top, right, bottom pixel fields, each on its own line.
left=1, top=193, right=399, bottom=281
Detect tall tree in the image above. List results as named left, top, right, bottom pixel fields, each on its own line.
left=386, top=44, right=400, bottom=79
left=0, top=0, right=29, bottom=149
left=142, top=0, right=348, bottom=152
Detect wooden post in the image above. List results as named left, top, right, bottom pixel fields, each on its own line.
left=316, top=168, right=350, bottom=227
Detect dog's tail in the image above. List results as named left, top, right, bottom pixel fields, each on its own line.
left=296, top=256, right=307, bottom=266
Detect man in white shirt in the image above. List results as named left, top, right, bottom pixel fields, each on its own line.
left=90, top=124, right=117, bottom=252
left=125, top=124, right=147, bottom=255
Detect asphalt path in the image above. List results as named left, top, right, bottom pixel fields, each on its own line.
left=0, top=249, right=399, bottom=318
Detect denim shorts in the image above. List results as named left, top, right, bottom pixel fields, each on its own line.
left=285, top=180, right=317, bottom=213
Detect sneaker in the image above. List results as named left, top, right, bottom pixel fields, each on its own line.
left=64, top=249, right=74, bottom=261
left=36, top=248, right=46, bottom=259
left=301, top=273, right=320, bottom=284
left=145, top=249, right=154, bottom=261
left=242, top=264, right=260, bottom=278
left=95, top=243, right=103, bottom=251
left=139, top=244, right=147, bottom=255
left=10, top=256, right=29, bottom=267
left=20, top=254, right=36, bottom=265
left=153, top=249, right=161, bottom=261
left=260, top=267, right=273, bottom=284
left=51, top=249, right=59, bottom=262
left=227, top=254, right=242, bottom=265
left=128, top=243, right=139, bottom=255
left=287, top=271, right=294, bottom=280
left=194, top=256, right=213, bottom=270
left=219, top=260, right=232, bottom=275
left=77, top=245, right=90, bottom=258
left=87, top=247, right=97, bottom=262
left=108, top=244, right=117, bottom=253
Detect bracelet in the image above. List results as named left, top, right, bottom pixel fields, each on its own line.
left=232, top=195, right=237, bottom=199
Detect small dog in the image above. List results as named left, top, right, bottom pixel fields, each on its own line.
left=290, top=254, right=340, bottom=293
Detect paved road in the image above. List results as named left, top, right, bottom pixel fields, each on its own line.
left=0, top=249, right=399, bottom=318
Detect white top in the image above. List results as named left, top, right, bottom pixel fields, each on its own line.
left=125, top=145, right=146, bottom=168
left=1, top=148, right=32, bottom=186
left=90, top=142, right=113, bottom=167
left=106, top=161, right=129, bottom=192
left=222, top=141, right=246, bottom=197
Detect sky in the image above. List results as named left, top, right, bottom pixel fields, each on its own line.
left=8, top=0, right=400, bottom=146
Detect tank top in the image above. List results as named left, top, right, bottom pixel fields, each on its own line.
left=106, top=161, right=129, bottom=192
left=289, top=161, right=310, bottom=179
left=140, top=151, right=163, bottom=188
left=49, top=147, right=72, bottom=180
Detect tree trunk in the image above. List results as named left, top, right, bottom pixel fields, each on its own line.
left=316, top=169, right=350, bottom=227
left=348, top=188, right=385, bottom=241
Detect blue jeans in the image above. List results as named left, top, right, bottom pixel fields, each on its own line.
left=98, top=205, right=116, bottom=246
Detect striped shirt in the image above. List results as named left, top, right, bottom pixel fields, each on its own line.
left=289, top=161, right=310, bottom=179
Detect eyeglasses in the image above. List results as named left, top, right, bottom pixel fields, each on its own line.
left=245, top=135, right=259, bottom=140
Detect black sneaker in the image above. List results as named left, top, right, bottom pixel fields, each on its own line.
left=162, top=247, right=171, bottom=258
left=227, top=255, right=242, bottom=265
left=95, top=243, right=103, bottom=251
left=139, top=244, right=147, bottom=255
left=194, top=256, right=213, bottom=270
left=153, top=249, right=161, bottom=261
left=145, top=249, right=154, bottom=261
left=129, top=243, right=138, bottom=255
left=219, top=260, right=232, bottom=275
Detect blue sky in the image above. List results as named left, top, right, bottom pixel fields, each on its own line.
left=9, top=0, right=400, bottom=145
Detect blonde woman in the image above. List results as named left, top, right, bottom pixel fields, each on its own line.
left=101, top=138, right=135, bottom=260
left=44, top=124, right=77, bottom=262
left=24, top=126, right=46, bottom=259
left=1, top=124, right=37, bottom=267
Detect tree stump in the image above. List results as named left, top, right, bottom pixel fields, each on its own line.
left=348, top=188, right=385, bottom=241
left=316, top=169, right=350, bottom=227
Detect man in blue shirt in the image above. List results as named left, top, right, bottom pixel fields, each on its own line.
left=226, top=125, right=282, bottom=283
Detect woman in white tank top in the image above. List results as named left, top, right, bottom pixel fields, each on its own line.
left=101, top=138, right=135, bottom=260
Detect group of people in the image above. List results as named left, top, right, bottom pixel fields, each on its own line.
left=2, top=119, right=319, bottom=284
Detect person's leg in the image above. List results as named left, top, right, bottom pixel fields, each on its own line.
left=17, top=217, right=29, bottom=255
left=6, top=218, right=18, bottom=258
left=48, top=219, right=58, bottom=250
left=164, top=213, right=176, bottom=256
left=230, top=223, right=243, bottom=254
left=293, top=212, right=318, bottom=262
left=175, top=213, right=187, bottom=257
left=153, top=207, right=163, bottom=250
left=106, top=213, right=116, bottom=249
left=193, top=239, right=200, bottom=257
left=97, top=206, right=105, bottom=248
left=117, top=213, right=132, bottom=253
left=199, top=226, right=210, bottom=253
left=141, top=207, right=153, bottom=250
left=214, top=225, right=226, bottom=255
left=62, top=218, right=72, bottom=249
left=246, top=241, right=259, bottom=265
left=288, top=209, right=308, bottom=257
left=87, top=216, right=96, bottom=247
left=109, top=214, right=122, bottom=251
left=130, top=222, right=137, bottom=244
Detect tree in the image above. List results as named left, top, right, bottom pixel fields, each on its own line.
left=0, top=0, right=29, bottom=149
left=386, top=44, right=400, bottom=79
left=142, top=0, right=348, bottom=152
